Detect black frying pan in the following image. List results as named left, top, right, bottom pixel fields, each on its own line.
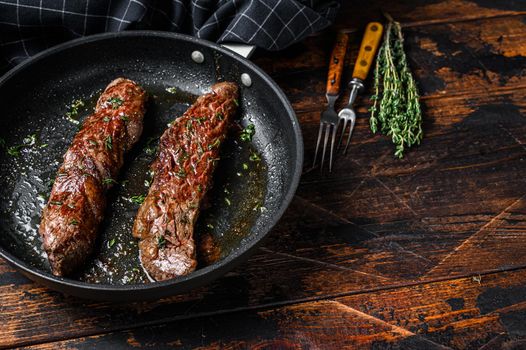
left=0, top=31, right=303, bottom=301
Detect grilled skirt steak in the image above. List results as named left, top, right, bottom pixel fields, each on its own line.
left=133, top=82, right=239, bottom=281
left=39, top=78, right=147, bottom=276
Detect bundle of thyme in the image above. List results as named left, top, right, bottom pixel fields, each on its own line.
left=370, top=13, right=423, bottom=158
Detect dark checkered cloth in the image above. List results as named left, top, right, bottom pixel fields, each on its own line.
left=0, top=0, right=340, bottom=74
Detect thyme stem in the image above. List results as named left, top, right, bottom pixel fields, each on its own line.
left=370, top=14, right=423, bottom=158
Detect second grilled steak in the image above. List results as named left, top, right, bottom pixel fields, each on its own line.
left=133, top=82, right=239, bottom=281
left=39, top=78, right=147, bottom=276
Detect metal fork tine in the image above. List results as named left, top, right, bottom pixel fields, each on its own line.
left=313, top=122, right=324, bottom=167
left=337, top=118, right=348, bottom=150
left=320, top=123, right=331, bottom=172
left=343, top=119, right=356, bottom=154
left=329, top=120, right=339, bottom=172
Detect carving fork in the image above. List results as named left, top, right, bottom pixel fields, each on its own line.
left=313, top=32, right=349, bottom=172
left=338, top=22, right=384, bottom=154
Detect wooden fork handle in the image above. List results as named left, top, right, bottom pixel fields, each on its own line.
left=352, top=22, right=384, bottom=81
left=326, top=32, right=350, bottom=96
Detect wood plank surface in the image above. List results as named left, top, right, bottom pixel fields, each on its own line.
left=255, top=15, right=526, bottom=113
left=1, top=0, right=526, bottom=349
left=2, top=86, right=525, bottom=348
left=21, top=269, right=526, bottom=350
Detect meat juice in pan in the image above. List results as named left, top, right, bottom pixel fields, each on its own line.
left=0, top=84, right=267, bottom=284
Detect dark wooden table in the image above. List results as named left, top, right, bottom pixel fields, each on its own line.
left=2, top=1, right=526, bottom=349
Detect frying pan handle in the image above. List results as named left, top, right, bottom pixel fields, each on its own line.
left=221, top=43, right=256, bottom=59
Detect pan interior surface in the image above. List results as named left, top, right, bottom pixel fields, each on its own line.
left=0, top=33, right=301, bottom=291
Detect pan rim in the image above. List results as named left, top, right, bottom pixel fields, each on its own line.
left=0, top=30, right=303, bottom=293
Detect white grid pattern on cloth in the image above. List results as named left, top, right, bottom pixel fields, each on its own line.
left=0, top=1, right=133, bottom=23
left=260, top=0, right=300, bottom=49
left=0, top=0, right=339, bottom=72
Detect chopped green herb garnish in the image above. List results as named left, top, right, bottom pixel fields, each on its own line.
left=67, top=203, right=76, bottom=209
left=70, top=219, right=79, bottom=225
left=144, top=137, right=158, bottom=155
left=71, top=99, right=84, bottom=109
left=224, top=197, right=231, bottom=206
left=121, top=180, right=129, bottom=187
left=157, top=235, right=166, bottom=249
left=207, top=223, right=214, bottom=229
left=239, top=124, right=255, bottom=142
left=233, top=99, right=239, bottom=106
left=128, top=194, right=146, bottom=204
left=175, top=168, right=186, bottom=178
left=144, top=147, right=156, bottom=155
left=107, top=97, right=123, bottom=109
left=195, top=116, right=206, bottom=124
left=88, top=140, right=97, bottom=146
left=108, top=238, right=116, bottom=248
left=252, top=204, right=267, bottom=213
left=66, top=99, right=85, bottom=123
left=208, top=138, right=221, bottom=150
left=40, top=143, right=48, bottom=148
left=165, top=87, right=177, bottom=94
left=6, top=133, right=39, bottom=157
left=242, top=163, right=249, bottom=170
left=105, top=136, right=112, bottom=150
left=50, top=201, right=63, bottom=206
left=103, top=116, right=111, bottom=122
left=102, top=178, right=117, bottom=185
left=216, top=112, right=224, bottom=121
left=249, top=152, right=261, bottom=162
left=197, top=184, right=203, bottom=192
left=7, top=146, right=22, bottom=157
left=23, top=134, right=37, bottom=146
left=237, top=172, right=242, bottom=177
left=132, top=267, right=140, bottom=273
left=144, top=179, right=151, bottom=187
left=120, top=114, right=129, bottom=122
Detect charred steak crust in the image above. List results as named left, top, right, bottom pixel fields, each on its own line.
left=39, top=78, right=147, bottom=276
left=133, top=82, right=239, bottom=281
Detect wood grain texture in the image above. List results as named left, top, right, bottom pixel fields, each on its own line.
left=20, top=269, right=526, bottom=350
left=1, top=0, right=526, bottom=348
left=2, top=84, right=525, bottom=349
left=333, top=0, right=526, bottom=30
left=254, top=15, right=526, bottom=113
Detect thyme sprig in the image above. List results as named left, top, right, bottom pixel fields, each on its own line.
left=370, top=13, right=423, bottom=158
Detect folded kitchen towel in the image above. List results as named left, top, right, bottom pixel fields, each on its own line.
left=0, top=0, right=340, bottom=74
